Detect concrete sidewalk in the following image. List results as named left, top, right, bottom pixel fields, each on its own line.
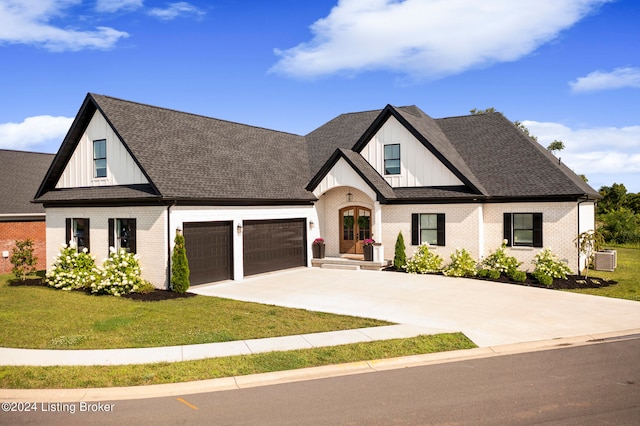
left=0, top=324, right=445, bottom=366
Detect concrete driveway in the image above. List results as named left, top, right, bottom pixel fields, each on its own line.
left=191, top=268, right=640, bottom=347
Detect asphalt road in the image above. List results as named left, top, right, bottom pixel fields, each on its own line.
left=5, top=337, right=640, bottom=425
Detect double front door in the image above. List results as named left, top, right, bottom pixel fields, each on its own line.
left=339, top=206, right=372, bottom=254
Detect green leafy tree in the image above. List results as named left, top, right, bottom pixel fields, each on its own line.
left=10, top=239, right=37, bottom=281
left=599, top=208, right=640, bottom=244
left=625, top=192, right=640, bottom=214
left=469, top=107, right=498, bottom=115
left=546, top=140, right=565, bottom=163
left=171, top=231, right=190, bottom=293
left=393, top=231, right=407, bottom=271
left=598, top=183, right=628, bottom=214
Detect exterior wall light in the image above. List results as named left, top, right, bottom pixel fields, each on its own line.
left=237, top=223, right=243, bottom=234
left=346, top=192, right=353, bottom=202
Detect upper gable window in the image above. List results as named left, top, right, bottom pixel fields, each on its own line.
left=384, top=144, right=400, bottom=175
left=93, top=139, right=107, bottom=178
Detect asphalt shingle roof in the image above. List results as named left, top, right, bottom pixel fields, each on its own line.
left=0, top=150, right=53, bottom=215
left=34, top=94, right=599, bottom=205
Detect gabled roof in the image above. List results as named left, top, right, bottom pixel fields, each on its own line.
left=36, top=94, right=316, bottom=204
left=351, top=105, right=486, bottom=195
left=436, top=113, right=599, bottom=199
left=0, top=149, right=53, bottom=216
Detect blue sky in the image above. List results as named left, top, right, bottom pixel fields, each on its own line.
left=1, top=0, right=639, bottom=192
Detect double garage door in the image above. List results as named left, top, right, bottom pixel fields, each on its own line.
left=184, top=218, right=306, bottom=285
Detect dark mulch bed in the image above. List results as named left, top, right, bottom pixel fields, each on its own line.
left=490, top=273, right=616, bottom=290
left=8, top=277, right=197, bottom=301
left=383, top=267, right=616, bottom=290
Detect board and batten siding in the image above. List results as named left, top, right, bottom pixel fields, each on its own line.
left=359, top=116, right=463, bottom=188
left=56, top=111, right=149, bottom=188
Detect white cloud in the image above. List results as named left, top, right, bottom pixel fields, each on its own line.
left=148, top=2, right=204, bottom=21
left=0, top=115, right=73, bottom=150
left=570, top=67, right=640, bottom=93
left=523, top=120, right=640, bottom=190
left=95, top=0, right=143, bottom=13
left=271, top=0, right=611, bottom=79
left=0, top=0, right=129, bottom=51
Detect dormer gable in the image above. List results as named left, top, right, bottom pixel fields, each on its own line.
left=351, top=105, right=484, bottom=193
left=55, top=109, right=149, bottom=188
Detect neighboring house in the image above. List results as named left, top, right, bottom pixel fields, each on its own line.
left=34, top=94, right=599, bottom=288
left=0, top=149, right=54, bottom=272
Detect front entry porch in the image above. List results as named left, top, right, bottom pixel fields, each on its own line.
left=311, top=256, right=390, bottom=271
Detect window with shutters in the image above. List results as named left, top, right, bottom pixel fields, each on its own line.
left=503, top=213, right=543, bottom=247
left=65, top=218, right=90, bottom=252
left=109, top=218, right=137, bottom=254
left=411, top=213, right=445, bottom=246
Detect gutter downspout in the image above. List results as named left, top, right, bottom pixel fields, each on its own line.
left=167, top=200, right=177, bottom=290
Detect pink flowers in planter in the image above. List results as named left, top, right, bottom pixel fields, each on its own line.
left=362, top=238, right=375, bottom=246
left=313, top=238, right=325, bottom=245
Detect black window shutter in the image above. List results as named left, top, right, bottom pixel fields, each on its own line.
left=85, top=219, right=90, bottom=253
left=533, top=213, right=543, bottom=248
left=108, top=219, right=114, bottom=253
left=503, top=213, right=512, bottom=246
left=65, top=218, right=71, bottom=246
left=130, top=219, right=137, bottom=254
left=436, top=213, right=445, bottom=246
left=411, top=214, right=419, bottom=245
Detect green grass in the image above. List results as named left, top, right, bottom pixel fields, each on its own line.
left=0, top=333, right=476, bottom=389
left=568, top=245, right=640, bottom=302
left=0, top=273, right=390, bottom=349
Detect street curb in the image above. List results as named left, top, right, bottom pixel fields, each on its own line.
left=2, top=328, right=639, bottom=403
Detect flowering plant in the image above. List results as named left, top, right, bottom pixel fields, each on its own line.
left=532, top=248, right=572, bottom=286
left=90, top=247, right=146, bottom=296
left=480, top=240, right=522, bottom=278
left=46, top=243, right=97, bottom=290
left=443, top=248, right=477, bottom=277
left=405, top=244, right=443, bottom=274
left=313, top=238, right=325, bottom=245
left=362, top=238, right=375, bottom=246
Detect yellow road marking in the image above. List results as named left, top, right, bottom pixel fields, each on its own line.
left=177, top=397, right=199, bottom=410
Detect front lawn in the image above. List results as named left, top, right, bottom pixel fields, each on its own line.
left=0, top=273, right=390, bottom=349
left=567, top=245, right=640, bottom=302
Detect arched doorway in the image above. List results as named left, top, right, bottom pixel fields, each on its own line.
left=339, top=206, right=372, bottom=254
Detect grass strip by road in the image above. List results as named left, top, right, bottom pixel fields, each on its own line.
left=0, top=273, right=390, bottom=349
left=0, top=333, right=475, bottom=389
left=567, top=246, right=640, bottom=302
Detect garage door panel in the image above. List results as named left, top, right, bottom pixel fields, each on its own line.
left=184, top=221, right=233, bottom=285
left=243, top=219, right=306, bottom=276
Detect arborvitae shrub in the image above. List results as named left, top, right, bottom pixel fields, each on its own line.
left=171, top=232, right=190, bottom=294
left=394, top=232, right=407, bottom=271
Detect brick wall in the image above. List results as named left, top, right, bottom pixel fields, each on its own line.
left=0, top=220, right=47, bottom=273
left=46, top=207, right=167, bottom=288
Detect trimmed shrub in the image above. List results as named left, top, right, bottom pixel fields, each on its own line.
left=10, top=239, right=37, bottom=281
left=510, top=270, right=527, bottom=283
left=443, top=248, right=477, bottom=278
left=393, top=231, right=407, bottom=271
left=171, top=232, right=190, bottom=293
left=405, top=244, right=443, bottom=274
left=46, top=243, right=97, bottom=290
left=478, top=268, right=500, bottom=280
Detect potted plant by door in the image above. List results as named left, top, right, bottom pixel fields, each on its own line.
left=312, top=238, right=325, bottom=259
left=362, top=238, right=375, bottom=261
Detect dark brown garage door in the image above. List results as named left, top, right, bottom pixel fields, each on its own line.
left=183, top=221, right=233, bottom=285
left=243, top=219, right=306, bottom=276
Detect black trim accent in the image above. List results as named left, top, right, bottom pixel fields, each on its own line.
left=533, top=213, right=543, bottom=248
left=503, top=213, right=512, bottom=246
left=411, top=213, right=419, bottom=245
left=65, top=218, right=71, bottom=247
left=437, top=213, right=445, bottom=246
left=108, top=218, right=115, bottom=252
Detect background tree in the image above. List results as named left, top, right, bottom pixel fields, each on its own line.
left=171, top=231, right=190, bottom=293
left=597, top=183, right=628, bottom=214
left=546, top=140, right=565, bottom=163
left=10, top=239, right=37, bottom=281
left=469, top=107, right=497, bottom=115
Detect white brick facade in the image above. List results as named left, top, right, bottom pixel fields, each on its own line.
left=46, top=206, right=167, bottom=288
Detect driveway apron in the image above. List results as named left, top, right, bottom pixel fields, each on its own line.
left=191, top=268, right=640, bottom=347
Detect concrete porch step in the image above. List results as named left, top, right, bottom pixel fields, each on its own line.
left=311, top=257, right=390, bottom=271
left=321, top=263, right=360, bottom=271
